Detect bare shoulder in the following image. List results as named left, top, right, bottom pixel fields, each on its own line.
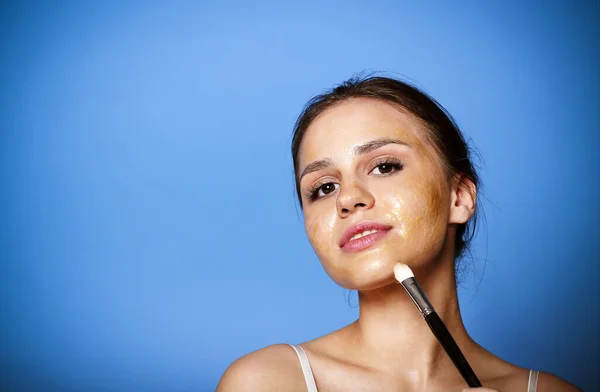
left=485, top=362, right=581, bottom=392
left=537, top=371, right=582, bottom=392
left=469, top=345, right=582, bottom=392
left=216, top=344, right=306, bottom=392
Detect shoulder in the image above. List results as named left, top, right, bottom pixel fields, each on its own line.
left=468, top=345, right=582, bottom=392
left=216, top=344, right=307, bottom=392
left=537, top=371, right=582, bottom=392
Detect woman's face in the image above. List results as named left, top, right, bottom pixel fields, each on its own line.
left=298, top=98, right=454, bottom=290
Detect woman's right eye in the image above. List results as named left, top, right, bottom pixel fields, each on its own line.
left=312, top=182, right=339, bottom=199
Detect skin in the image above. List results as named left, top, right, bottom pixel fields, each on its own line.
left=217, top=98, right=581, bottom=392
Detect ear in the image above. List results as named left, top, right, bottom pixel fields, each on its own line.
left=448, top=175, right=476, bottom=224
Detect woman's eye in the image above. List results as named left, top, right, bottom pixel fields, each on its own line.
left=371, top=161, right=403, bottom=175
left=308, top=182, right=340, bottom=200
left=316, top=182, right=339, bottom=198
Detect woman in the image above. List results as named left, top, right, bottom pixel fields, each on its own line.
left=217, top=76, right=580, bottom=392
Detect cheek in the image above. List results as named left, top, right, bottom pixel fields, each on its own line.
left=384, top=181, right=448, bottom=246
left=410, top=181, right=448, bottom=245
left=304, top=207, right=336, bottom=257
left=385, top=197, right=408, bottom=237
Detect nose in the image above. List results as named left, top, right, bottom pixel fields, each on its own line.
left=336, top=182, right=375, bottom=217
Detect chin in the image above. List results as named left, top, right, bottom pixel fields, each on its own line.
left=321, top=244, right=443, bottom=290
left=324, top=253, right=400, bottom=291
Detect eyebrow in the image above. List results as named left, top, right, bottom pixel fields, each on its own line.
left=298, top=137, right=410, bottom=181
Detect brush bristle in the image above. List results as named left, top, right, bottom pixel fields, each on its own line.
left=394, top=263, right=414, bottom=282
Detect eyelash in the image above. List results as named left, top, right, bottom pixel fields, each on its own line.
left=304, top=157, right=405, bottom=201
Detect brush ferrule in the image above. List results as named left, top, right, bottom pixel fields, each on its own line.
left=400, top=277, right=434, bottom=316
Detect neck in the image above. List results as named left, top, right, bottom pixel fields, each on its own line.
left=350, top=258, right=473, bottom=383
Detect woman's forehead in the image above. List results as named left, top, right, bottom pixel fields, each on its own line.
left=298, top=98, right=435, bottom=167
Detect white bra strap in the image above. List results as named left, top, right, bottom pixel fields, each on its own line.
left=527, top=369, right=539, bottom=392
left=289, top=344, right=318, bottom=392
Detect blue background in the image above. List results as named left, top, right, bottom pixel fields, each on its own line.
left=1, top=1, right=598, bottom=391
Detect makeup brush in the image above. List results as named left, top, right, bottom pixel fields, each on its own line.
left=394, top=263, right=482, bottom=388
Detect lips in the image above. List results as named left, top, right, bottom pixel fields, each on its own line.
left=339, top=222, right=393, bottom=252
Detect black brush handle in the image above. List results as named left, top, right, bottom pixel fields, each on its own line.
left=424, top=312, right=482, bottom=388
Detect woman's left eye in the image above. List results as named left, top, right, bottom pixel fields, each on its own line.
left=371, top=160, right=404, bottom=175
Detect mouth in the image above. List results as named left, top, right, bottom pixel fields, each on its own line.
left=339, top=222, right=393, bottom=253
